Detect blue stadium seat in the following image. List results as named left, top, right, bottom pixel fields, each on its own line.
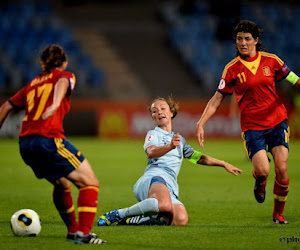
left=0, top=1, right=106, bottom=89
left=160, top=1, right=300, bottom=90
left=0, top=69, right=7, bottom=87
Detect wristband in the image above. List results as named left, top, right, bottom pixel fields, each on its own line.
left=187, top=150, right=202, bottom=164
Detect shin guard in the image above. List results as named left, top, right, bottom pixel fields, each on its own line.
left=53, top=187, right=78, bottom=233
left=77, top=185, right=99, bottom=235
left=273, top=178, right=289, bottom=216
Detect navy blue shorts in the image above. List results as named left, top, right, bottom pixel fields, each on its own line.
left=242, top=120, right=290, bottom=160
left=19, top=135, right=85, bottom=183
left=150, top=176, right=167, bottom=186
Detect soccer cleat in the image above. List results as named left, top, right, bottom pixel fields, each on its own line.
left=117, top=215, right=157, bottom=226
left=74, top=232, right=107, bottom=244
left=117, top=214, right=172, bottom=226
left=253, top=171, right=267, bottom=203
left=66, top=232, right=76, bottom=241
left=273, top=214, right=289, bottom=224
left=97, top=209, right=121, bottom=226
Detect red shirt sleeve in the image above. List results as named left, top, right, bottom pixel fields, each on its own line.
left=275, top=63, right=290, bottom=81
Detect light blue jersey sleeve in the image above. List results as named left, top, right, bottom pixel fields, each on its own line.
left=180, top=136, right=194, bottom=159
left=144, top=130, right=159, bottom=150
left=144, top=130, right=194, bottom=158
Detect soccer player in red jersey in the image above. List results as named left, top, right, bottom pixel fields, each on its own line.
left=0, top=45, right=106, bottom=244
left=196, top=20, right=300, bottom=224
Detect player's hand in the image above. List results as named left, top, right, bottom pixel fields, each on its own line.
left=171, top=133, right=180, bottom=148
left=196, top=123, right=205, bottom=148
left=42, top=105, right=57, bottom=120
left=223, top=163, right=243, bottom=176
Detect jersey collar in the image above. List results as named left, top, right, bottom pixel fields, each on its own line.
left=238, top=51, right=261, bottom=75
left=154, top=126, right=174, bottom=135
left=239, top=51, right=259, bottom=62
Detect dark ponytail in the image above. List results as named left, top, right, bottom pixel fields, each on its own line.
left=40, top=45, right=67, bottom=75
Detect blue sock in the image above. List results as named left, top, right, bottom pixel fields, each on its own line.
left=118, top=198, right=159, bottom=218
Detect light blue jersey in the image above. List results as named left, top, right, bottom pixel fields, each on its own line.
left=133, top=127, right=194, bottom=203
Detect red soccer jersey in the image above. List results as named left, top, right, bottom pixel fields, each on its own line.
left=217, top=51, right=290, bottom=131
left=9, top=69, right=76, bottom=138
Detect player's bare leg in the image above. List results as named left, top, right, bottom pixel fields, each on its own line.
left=171, top=204, right=188, bottom=226
left=148, top=182, right=173, bottom=216
left=251, top=150, right=270, bottom=203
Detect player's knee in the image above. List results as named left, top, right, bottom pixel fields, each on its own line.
left=54, top=177, right=72, bottom=189
left=84, top=173, right=99, bottom=187
left=254, top=169, right=269, bottom=178
left=80, top=172, right=99, bottom=187
left=275, top=165, right=288, bottom=181
left=90, top=176, right=99, bottom=187
left=72, top=173, right=99, bottom=188
left=158, top=200, right=172, bottom=213
left=172, top=213, right=188, bottom=226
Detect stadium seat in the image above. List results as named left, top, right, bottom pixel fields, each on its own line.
left=160, top=1, right=300, bottom=94
left=0, top=1, right=105, bottom=89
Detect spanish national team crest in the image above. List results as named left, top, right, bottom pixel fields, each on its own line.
left=262, top=66, right=271, bottom=76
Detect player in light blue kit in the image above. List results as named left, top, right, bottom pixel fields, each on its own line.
left=98, top=96, right=242, bottom=226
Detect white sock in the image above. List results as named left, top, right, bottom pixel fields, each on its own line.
left=118, top=198, right=159, bottom=218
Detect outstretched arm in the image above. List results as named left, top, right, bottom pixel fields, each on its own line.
left=196, top=92, right=225, bottom=148
left=42, top=78, right=69, bottom=120
left=197, top=154, right=242, bottom=176
left=294, top=77, right=300, bottom=89
left=0, top=101, right=13, bottom=129
left=146, top=133, right=180, bottom=158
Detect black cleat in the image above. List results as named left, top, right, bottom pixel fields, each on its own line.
left=66, top=232, right=76, bottom=242
left=117, top=215, right=157, bottom=226
left=253, top=171, right=267, bottom=203
left=73, top=232, right=107, bottom=244
left=117, top=213, right=172, bottom=226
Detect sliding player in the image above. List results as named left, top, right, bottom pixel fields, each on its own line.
left=98, top=96, right=242, bottom=226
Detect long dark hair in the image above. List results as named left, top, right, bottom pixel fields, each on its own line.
left=40, top=45, right=67, bottom=75
left=233, top=20, right=266, bottom=56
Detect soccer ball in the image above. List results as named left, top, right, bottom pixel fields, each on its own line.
left=10, top=209, right=41, bottom=237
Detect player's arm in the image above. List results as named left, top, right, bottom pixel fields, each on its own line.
left=42, top=78, right=69, bottom=120
left=0, top=101, right=13, bottom=129
left=186, top=150, right=242, bottom=175
left=146, top=133, right=180, bottom=158
left=198, top=154, right=242, bottom=176
left=196, top=91, right=225, bottom=147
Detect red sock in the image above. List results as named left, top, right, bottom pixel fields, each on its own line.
left=77, top=185, right=99, bottom=235
left=273, top=178, right=289, bottom=217
left=53, top=187, right=78, bottom=233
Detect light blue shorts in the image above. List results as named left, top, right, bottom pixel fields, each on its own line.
left=133, top=175, right=183, bottom=205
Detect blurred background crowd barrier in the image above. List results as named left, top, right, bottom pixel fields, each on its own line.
left=1, top=0, right=300, bottom=139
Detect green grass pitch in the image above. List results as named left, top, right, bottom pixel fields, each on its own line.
left=1, top=137, right=300, bottom=249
